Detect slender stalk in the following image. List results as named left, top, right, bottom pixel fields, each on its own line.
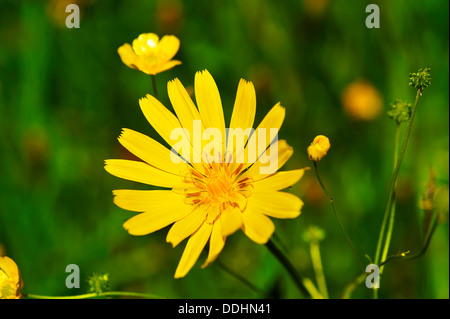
left=310, top=240, right=329, bottom=299
left=24, top=291, right=164, bottom=299
left=344, top=199, right=438, bottom=299
left=265, top=238, right=322, bottom=299
left=373, top=89, right=422, bottom=298
left=216, top=259, right=269, bottom=298
left=151, top=75, right=158, bottom=99
left=313, top=161, right=365, bottom=270
left=380, top=123, right=401, bottom=274
left=340, top=272, right=366, bottom=299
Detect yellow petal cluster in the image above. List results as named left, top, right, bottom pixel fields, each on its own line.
left=118, top=33, right=182, bottom=75
left=307, top=135, right=330, bottom=162
left=0, top=256, right=23, bottom=299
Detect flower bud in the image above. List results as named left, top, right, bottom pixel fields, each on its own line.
left=307, top=135, right=330, bottom=162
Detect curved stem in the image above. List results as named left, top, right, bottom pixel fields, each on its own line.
left=313, top=161, right=365, bottom=270
left=265, top=238, right=322, bottom=299
left=24, top=291, right=164, bottom=299
left=216, top=259, right=269, bottom=298
left=373, top=89, right=422, bottom=298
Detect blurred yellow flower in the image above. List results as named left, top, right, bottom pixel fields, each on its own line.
left=105, top=70, right=305, bottom=278
left=307, top=135, right=330, bottom=162
left=342, top=81, right=383, bottom=121
left=118, top=33, right=182, bottom=75
left=0, top=256, right=23, bottom=299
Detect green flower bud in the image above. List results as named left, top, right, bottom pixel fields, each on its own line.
left=303, top=225, right=326, bottom=243
left=409, top=67, right=431, bottom=92
left=387, top=99, right=412, bottom=124
left=87, top=273, right=110, bottom=294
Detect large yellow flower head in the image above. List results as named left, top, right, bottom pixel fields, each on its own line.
left=118, top=33, right=182, bottom=75
left=0, top=256, right=23, bottom=299
left=105, top=70, right=305, bottom=278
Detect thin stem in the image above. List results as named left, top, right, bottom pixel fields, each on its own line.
left=151, top=75, right=158, bottom=99
left=310, top=240, right=329, bottom=299
left=24, top=291, right=164, bottom=299
left=380, top=123, right=401, bottom=274
left=216, top=259, right=269, bottom=298
left=343, top=210, right=438, bottom=298
left=340, top=272, right=366, bottom=299
left=373, top=89, right=422, bottom=297
left=265, top=238, right=322, bottom=299
left=313, top=161, right=365, bottom=270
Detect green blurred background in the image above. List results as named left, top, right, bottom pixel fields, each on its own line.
left=0, top=0, right=448, bottom=299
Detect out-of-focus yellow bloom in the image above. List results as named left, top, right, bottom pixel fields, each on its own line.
left=342, top=81, right=383, bottom=121
left=118, top=33, right=182, bottom=75
left=0, top=256, right=23, bottom=299
left=307, top=135, right=330, bottom=162
left=302, top=0, right=329, bottom=17
left=47, top=0, right=83, bottom=28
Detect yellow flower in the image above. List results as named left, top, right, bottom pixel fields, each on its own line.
left=118, top=33, right=182, bottom=75
left=307, top=135, right=330, bottom=162
left=342, top=81, right=383, bottom=121
left=105, top=70, right=305, bottom=278
left=0, top=256, right=23, bottom=299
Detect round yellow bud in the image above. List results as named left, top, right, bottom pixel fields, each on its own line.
left=307, top=135, right=331, bottom=162
left=0, top=256, right=23, bottom=299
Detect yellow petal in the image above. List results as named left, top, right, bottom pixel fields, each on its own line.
left=166, top=204, right=209, bottom=247
left=0, top=256, right=20, bottom=280
left=242, top=209, right=275, bottom=244
left=174, top=221, right=213, bottom=278
left=226, top=79, right=256, bottom=162
left=113, top=189, right=184, bottom=212
left=153, top=59, right=182, bottom=74
left=132, top=33, right=159, bottom=55
left=240, top=139, right=293, bottom=181
left=123, top=202, right=193, bottom=236
left=139, top=94, right=183, bottom=149
left=248, top=191, right=303, bottom=219
left=104, top=159, right=181, bottom=188
left=220, top=207, right=243, bottom=237
left=156, top=35, right=180, bottom=61
left=245, top=102, right=285, bottom=164
left=201, top=221, right=226, bottom=268
left=167, top=78, right=205, bottom=163
left=117, top=43, right=140, bottom=70
left=118, top=128, right=188, bottom=176
left=194, top=70, right=226, bottom=157
left=253, top=169, right=307, bottom=191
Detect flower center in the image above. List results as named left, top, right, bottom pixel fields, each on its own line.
left=176, top=161, right=253, bottom=223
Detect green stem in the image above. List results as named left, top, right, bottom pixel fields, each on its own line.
left=310, top=240, right=329, bottom=299
left=313, top=161, right=365, bottom=270
left=24, top=291, right=164, bottom=299
left=151, top=75, right=158, bottom=99
left=344, top=209, right=438, bottom=298
left=340, top=272, right=366, bottom=299
left=216, top=259, right=269, bottom=298
left=265, top=238, right=322, bottom=299
left=379, top=123, right=401, bottom=274
left=373, top=89, right=422, bottom=297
